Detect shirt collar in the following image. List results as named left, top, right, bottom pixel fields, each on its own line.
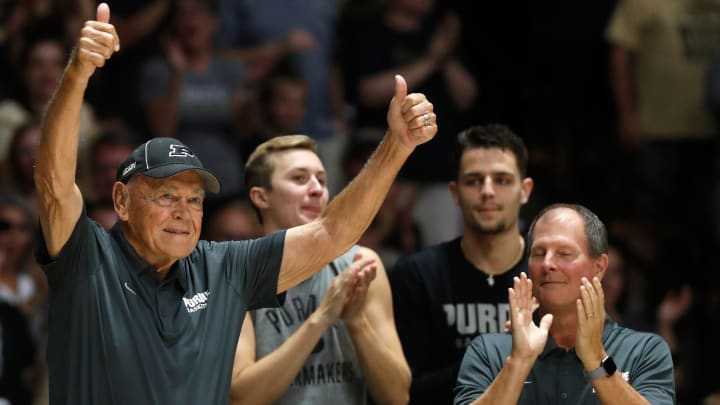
left=111, top=223, right=152, bottom=275
left=110, top=223, right=189, bottom=292
left=537, top=314, right=618, bottom=359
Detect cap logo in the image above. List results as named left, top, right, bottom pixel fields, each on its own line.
left=122, top=162, right=136, bottom=177
left=169, top=144, right=194, bottom=158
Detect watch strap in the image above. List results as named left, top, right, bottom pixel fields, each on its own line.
left=583, top=355, right=616, bottom=382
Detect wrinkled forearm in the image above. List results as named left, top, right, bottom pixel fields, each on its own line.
left=279, top=134, right=411, bottom=292
left=35, top=61, right=87, bottom=257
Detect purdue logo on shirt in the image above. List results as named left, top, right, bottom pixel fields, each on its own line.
left=443, top=303, right=511, bottom=348
left=183, top=290, right=210, bottom=313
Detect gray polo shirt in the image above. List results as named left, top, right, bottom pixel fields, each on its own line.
left=34, top=211, right=285, bottom=404
left=454, top=316, right=675, bottom=404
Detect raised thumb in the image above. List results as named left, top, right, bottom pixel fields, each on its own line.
left=97, top=3, right=110, bottom=23
left=393, top=74, right=407, bottom=101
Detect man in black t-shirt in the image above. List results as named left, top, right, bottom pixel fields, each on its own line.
left=33, top=4, right=437, bottom=404
left=390, top=124, right=533, bottom=404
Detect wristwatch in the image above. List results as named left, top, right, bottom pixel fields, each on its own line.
left=583, top=354, right=617, bottom=382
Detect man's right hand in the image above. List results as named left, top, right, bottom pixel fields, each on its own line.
left=73, top=3, right=120, bottom=80
left=508, top=272, right=553, bottom=361
left=312, top=254, right=377, bottom=328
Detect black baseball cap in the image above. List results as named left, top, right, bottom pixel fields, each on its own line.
left=116, top=137, right=220, bottom=193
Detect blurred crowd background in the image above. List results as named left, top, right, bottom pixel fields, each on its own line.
left=1, top=0, right=719, bottom=404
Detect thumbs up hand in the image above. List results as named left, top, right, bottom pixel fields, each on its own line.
left=386, top=75, right=437, bottom=151
left=72, top=3, right=120, bottom=79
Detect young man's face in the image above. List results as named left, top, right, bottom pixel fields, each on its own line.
left=528, top=208, right=607, bottom=314
left=262, top=149, right=329, bottom=230
left=119, top=171, right=205, bottom=268
left=450, top=147, right=532, bottom=235
left=25, top=40, right=65, bottom=102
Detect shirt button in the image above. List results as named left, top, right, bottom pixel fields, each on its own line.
left=561, top=393, right=568, bottom=399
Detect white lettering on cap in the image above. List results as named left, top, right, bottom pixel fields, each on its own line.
left=122, top=162, right=136, bottom=177
left=169, top=144, right=194, bottom=158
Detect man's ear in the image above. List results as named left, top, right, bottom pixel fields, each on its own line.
left=249, top=186, right=270, bottom=210
left=594, top=253, right=609, bottom=280
left=449, top=181, right=459, bottom=205
left=113, top=182, right=130, bottom=221
left=520, top=177, right=534, bottom=204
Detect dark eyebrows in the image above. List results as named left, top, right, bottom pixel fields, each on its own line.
left=461, top=170, right=516, bottom=179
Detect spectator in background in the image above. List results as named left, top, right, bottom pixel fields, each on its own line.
left=139, top=0, right=249, bottom=198
left=0, top=192, right=46, bottom=323
left=81, top=127, right=139, bottom=205
left=238, top=62, right=308, bottom=163
left=216, top=0, right=348, bottom=196
left=606, top=0, right=720, bottom=268
left=217, top=0, right=342, bottom=141
left=202, top=195, right=261, bottom=242
left=602, top=241, right=653, bottom=332
left=0, top=302, right=37, bottom=405
left=0, top=192, right=47, bottom=402
left=86, top=0, right=170, bottom=131
left=0, top=121, right=41, bottom=208
left=390, top=125, right=533, bottom=404
left=86, top=200, right=118, bottom=231
left=340, top=0, right=477, bottom=246
left=0, top=28, right=97, bottom=161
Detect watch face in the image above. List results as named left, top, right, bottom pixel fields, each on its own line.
left=603, top=356, right=617, bottom=376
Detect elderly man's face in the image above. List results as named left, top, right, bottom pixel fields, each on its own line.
left=119, top=171, right=205, bottom=269
left=528, top=208, right=606, bottom=314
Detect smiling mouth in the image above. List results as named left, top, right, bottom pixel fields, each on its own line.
left=164, top=228, right=190, bottom=235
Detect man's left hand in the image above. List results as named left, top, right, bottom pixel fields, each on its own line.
left=386, top=75, right=437, bottom=151
left=576, top=277, right=607, bottom=369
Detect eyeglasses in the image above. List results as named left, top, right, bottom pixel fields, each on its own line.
left=142, top=193, right=204, bottom=212
left=0, top=218, right=32, bottom=233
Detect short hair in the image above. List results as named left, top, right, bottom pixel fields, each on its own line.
left=258, top=60, right=307, bottom=106
left=453, top=124, right=528, bottom=178
left=17, top=20, right=67, bottom=69
left=526, top=203, right=608, bottom=259
left=244, top=135, right=318, bottom=220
